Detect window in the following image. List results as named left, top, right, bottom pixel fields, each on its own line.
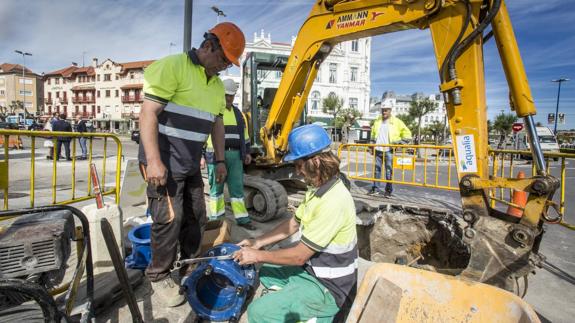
left=105, top=90, right=110, bottom=97
left=315, top=67, right=321, bottom=82
left=63, top=78, right=66, bottom=84
left=19, top=79, right=33, bottom=85
left=56, top=91, right=60, bottom=98
left=91, top=106, right=95, bottom=115
left=115, top=75, right=119, bottom=80
left=275, top=71, right=282, bottom=79
left=47, top=78, right=51, bottom=85
left=351, top=40, right=359, bottom=52
left=130, top=73, right=134, bottom=79
left=329, top=63, right=337, bottom=83
left=97, top=91, right=100, bottom=98
left=97, top=75, right=100, bottom=81
left=349, top=97, right=358, bottom=109
left=310, top=91, right=321, bottom=111
left=75, top=106, right=79, bottom=114
left=115, top=90, right=119, bottom=97
left=55, top=78, right=59, bottom=85
left=350, top=67, right=358, bottom=82
left=0, top=90, right=4, bottom=96
left=104, top=74, right=111, bottom=81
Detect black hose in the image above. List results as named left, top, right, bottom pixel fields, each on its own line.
left=0, top=278, right=63, bottom=323
left=447, top=0, right=502, bottom=79
left=440, top=0, right=472, bottom=83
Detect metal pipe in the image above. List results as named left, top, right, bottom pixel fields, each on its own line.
left=184, top=0, right=193, bottom=52
left=524, top=115, right=546, bottom=175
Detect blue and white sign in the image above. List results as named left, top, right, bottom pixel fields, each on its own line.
left=456, top=134, right=478, bottom=173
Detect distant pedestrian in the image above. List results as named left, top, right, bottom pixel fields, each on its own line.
left=43, top=119, right=55, bottom=160
left=75, top=115, right=88, bottom=159
left=52, top=113, right=73, bottom=161
left=50, top=112, right=59, bottom=125
left=369, top=103, right=411, bottom=198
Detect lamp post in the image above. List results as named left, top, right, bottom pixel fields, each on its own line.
left=14, top=50, right=32, bottom=118
left=211, top=6, right=226, bottom=24
left=552, top=78, right=570, bottom=134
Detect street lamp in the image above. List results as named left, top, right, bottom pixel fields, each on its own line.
left=552, top=78, right=570, bottom=134
left=14, top=50, right=32, bottom=118
left=211, top=6, right=226, bottom=24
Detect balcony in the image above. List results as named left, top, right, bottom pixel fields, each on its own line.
left=121, top=96, right=143, bottom=103
left=74, top=112, right=95, bottom=118
left=44, top=98, right=52, bottom=104
left=122, top=112, right=140, bottom=119
left=59, top=98, right=68, bottom=104
left=72, top=97, right=96, bottom=104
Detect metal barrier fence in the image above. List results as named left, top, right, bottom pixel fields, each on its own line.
left=337, top=143, right=574, bottom=230
left=0, top=130, right=123, bottom=210
left=337, top=143, right=458, bottom=191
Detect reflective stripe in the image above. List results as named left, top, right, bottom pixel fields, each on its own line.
left=225, top=133, right=241, bottom=139
left=209, top=194, right=225, bottom=217
left=159, top=124, right=209, bottom=142
left=322, top=238, right=357, bottom=254
left=309, top=258, right=358, bottom=279
left=230, top=197, right=248, bottom=219
left=164, top=102, right=216, bottom=122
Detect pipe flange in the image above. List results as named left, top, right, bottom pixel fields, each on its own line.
left=511, top=228, right=532, bottom=248
left=464, top=228, right=476, bottom=239
left=462, top=210, right=477, bottom=224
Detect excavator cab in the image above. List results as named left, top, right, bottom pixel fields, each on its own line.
left=241, top=52, right=305, bottom=156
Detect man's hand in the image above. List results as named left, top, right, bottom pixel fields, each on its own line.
left=200, top=157, right=206, bottom=169
left=233, top=247, right=261, bottom=265
left=237, top=238, right=261, bottom=249
left=215, top=162, right=227, bottom=183
left=244, top=154, right=252, bottom=165
left=146, top=160, right=167, bottom=187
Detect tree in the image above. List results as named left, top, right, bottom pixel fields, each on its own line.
left=396, top=113, right=417, bottom=135
left=493, top=113, right=517, bottom=149
left=408, top=98, right=438, bottom=144
left=322, top=93, right=343, bottom=127
left=335, top=108, right=362, bottom=143
left=9, top=100, right=23, bottom=115
left=423, top=121, right=445, bottom=145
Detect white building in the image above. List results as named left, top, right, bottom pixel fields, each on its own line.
left=43, top=58, right=153, bottom=132
left=238, top=30, right=371, bottom=120
left=378, top=91, right=447, bottom=128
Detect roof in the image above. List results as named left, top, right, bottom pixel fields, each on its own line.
left=119, top=60, right=155, bottom=73
left=0, top=63, right=34, bottom=75
left=120, top=83, right=143, bottom=90
left=71, top=67, right=95, bottom=76
left=44, top=66, right=78, bottom=77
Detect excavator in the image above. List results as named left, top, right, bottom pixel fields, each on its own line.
left=239, top=0, right=560, bottom=308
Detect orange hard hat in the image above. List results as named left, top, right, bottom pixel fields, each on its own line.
left=209, top=22, right=245, bottom=67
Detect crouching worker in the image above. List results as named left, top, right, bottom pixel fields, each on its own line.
left=233, top=124, right=358, bottom=323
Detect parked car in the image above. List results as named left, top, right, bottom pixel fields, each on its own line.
left=131, top=130, right=140, bottom=144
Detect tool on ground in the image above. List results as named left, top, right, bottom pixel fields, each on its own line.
left=101, top=218, right=144, bottom=323
left=173, top=254, right=234, bottom=270
left=90, top=163, right=104, bottom=209
left=182, top=243, right=256, bottom=322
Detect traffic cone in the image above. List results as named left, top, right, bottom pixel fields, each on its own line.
left=507, top=171, right=527, bottom=218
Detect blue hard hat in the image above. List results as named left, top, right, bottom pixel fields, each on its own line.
left=284, top=124, right=332, bottom=162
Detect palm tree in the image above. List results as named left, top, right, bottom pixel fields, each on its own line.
left=493, top=113, right=517, bottom=149
left=408, top=98, right=438, bottom=144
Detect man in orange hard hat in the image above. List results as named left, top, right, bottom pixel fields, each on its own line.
left=139, top=22, right=246, bottom=307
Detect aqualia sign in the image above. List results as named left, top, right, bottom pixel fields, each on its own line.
left=456, top=134, right=478, bottom=173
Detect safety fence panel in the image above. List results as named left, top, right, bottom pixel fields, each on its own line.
left=337, top=143, right=459, bottom=191
left=0, top=130, right=123, bottom=210
left=490, top=149, right=575, bottom=230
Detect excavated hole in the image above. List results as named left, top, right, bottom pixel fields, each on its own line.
left=358, top=207, right=471, bottom=275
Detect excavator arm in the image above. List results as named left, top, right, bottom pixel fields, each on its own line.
left=261, top=0, right=558, bottom=289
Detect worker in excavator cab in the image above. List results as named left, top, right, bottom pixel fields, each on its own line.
left=233, top=124, right=358, bottom=323
left=202, top=78, right=255, bottom=230
left=138, top=22, right=245, bottom=307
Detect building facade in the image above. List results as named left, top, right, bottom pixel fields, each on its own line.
left=43, top=58, right=153, bottom=132
left=378, top=91, right=447, bottom=128
left=0, top=63, right=43, bottom=117
left=239, top=30, right=371, bottom=120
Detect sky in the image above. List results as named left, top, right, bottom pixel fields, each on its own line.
left=1, top=0, right=574, bottom=128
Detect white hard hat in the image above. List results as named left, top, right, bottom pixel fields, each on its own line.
left=223, top=79, right=238, bottom=96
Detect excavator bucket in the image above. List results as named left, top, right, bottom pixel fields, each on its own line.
left=347, top=263, right=540, bottom=323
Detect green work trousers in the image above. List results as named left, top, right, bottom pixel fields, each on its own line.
left=248, top=264, right=339, bottom=323
left=207, top=150, right=250, bottom=224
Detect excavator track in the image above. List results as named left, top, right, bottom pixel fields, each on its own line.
left=243, top=175, right=288, bottom=222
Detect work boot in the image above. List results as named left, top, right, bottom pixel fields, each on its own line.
left=150, top=277, right=185, bottom=307
left=238, top=221, right=257, bottom=231
left=383, top=191, right=392, bottom=198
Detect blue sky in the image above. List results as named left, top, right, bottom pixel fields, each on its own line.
left=1, top=0, right=573, bottom=128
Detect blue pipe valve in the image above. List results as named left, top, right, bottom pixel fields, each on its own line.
left=183, top=243, right=256, bottom=322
